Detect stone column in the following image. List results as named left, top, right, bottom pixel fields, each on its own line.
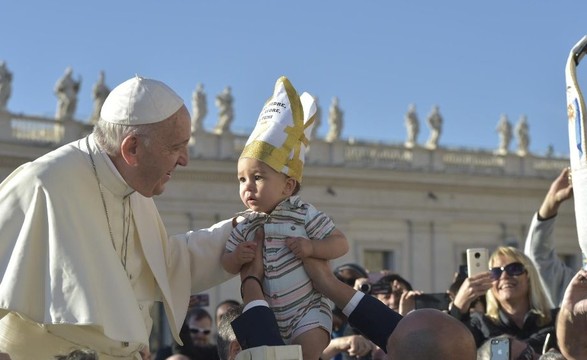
left=406, top=220, right=434, bottom=291
left=407, top=220, right=454, bottom=292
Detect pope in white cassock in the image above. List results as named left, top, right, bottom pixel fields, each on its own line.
left=0, top=76, right=236, bottom=359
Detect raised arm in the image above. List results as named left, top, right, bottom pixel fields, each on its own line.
left=538, top=167, right=573, bottom=219
left=303, top=257, right=402, bottom=352
left=524, top=167, right=575, bottom=305
left=451, top=271, right=493, bottom=315
left=230, top=228, right=286, bottom=349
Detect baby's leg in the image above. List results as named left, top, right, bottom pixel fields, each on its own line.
left=292, top=327, right=330, bottom=360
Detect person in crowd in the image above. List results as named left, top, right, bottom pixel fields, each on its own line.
left=215, top=299, right=241, bottom=326
left=187, top=308, right=216, bottom=348
left=364, top=272, right=426, bottom=359
left=524, top=167, right=576, bottom=306
left=334, top=263, right=369, bottom=286
left=451, top=246, right=558, bottom=355
left=216, top=306, right=243, bottom=360
left=171, top=307, right=219, bottom=360
left=221, top=76, right=348, bottom=360
left=0, top=76, right=236, bottom=359
left=556, top=269, right=587, bottom=360
left=213, top=299, right=241, bottom=358
left=386, top=308, right=476, bottom=360
left=370, top=273, right=417, bottom=316
left=231, top=230, right=477, bottom=360
left=326, top=263, right=375, bottom=360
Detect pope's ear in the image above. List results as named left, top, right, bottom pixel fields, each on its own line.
left=120, top=135, right=140, bottom=166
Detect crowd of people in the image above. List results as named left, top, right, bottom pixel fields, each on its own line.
left=0, top=73, right=586, bottom=360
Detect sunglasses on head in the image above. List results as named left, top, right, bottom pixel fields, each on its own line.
left=189, top=327, right=211, bottom=335
left=490, top=262, right=526, bottom=280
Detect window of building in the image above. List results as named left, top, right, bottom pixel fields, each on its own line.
left=363, top=249, right=395, bottom=272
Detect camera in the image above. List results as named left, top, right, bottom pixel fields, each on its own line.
left=360, top=281, right=391, bottom=295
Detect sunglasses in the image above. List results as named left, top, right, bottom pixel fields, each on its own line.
left=490, top=262, right=526, bottom=280
left=189, top=327, right=211, bottom=335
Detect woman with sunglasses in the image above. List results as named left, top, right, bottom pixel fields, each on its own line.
left=450, top=246, right=558, bottom=356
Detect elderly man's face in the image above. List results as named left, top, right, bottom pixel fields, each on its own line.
left=131, top=106, right=190, bottom=197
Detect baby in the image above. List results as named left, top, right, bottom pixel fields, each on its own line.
left=221, top=76, right=348, bottom=359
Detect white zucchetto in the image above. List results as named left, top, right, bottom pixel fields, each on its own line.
left=100, top=75, right=184, bottom=125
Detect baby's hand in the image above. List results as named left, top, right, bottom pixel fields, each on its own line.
left=234, top=242, right=257, bottom=265
left=286, top=237, right=314, bottom=258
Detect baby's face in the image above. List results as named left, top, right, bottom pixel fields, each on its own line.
left=237, top=158, right=295, bottom=213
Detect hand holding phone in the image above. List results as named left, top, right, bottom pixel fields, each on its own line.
left=466, top=248, right=489, bottom=277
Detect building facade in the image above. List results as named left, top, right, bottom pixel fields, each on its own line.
left=0, top=105, right=577, bottom=348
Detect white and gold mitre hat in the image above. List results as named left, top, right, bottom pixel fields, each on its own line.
left=240, top=76, right=317, bottom=183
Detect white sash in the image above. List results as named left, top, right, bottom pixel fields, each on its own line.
left=565, top=35, right=587, bottom=261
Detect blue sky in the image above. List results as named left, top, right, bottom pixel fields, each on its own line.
left=3, top=1, right=587, bottom=158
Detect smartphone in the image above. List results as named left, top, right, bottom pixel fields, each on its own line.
left=490, top=337, right=510, bottom=360
left=414, top=293, right=451, bottom=311
left=466, top=248, right=489, bottom=277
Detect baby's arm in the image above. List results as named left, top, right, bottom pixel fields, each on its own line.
left=221, top=242, right=258, bottom=274
left=286, top=228, right=348, bottom=260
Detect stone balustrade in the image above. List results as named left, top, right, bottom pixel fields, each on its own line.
left=191, top=131, right=569, bottom=178
left=0, top=110, right=92, bottom=146
left=0, top=111, right=569, bottom=178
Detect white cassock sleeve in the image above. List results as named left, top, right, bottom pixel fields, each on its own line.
left=169, top=219, right=236, bottom=295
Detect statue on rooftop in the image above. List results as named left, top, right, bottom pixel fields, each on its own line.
left=325, top=96, right=343, bottom=142
left=515, top=115, right=530, bottom=156
left=495, top=114, right=512, bottom=155
left=54, top=67, right=81, bottom=121
left=309, top=95, right=322, bottom=141
left=90, top=71, right=110, bottom=124
left=213, top=86, right=233, bottom=135
left=0, top=61, right=13, bottom=112
left=191, top=83, right=207, bottom=134
left=425, top=105, right=443, bottom=149
left=404, top=104, right=419, bottom=148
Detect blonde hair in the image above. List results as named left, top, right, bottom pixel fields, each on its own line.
left=485, top=246, right=552, bottom=326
